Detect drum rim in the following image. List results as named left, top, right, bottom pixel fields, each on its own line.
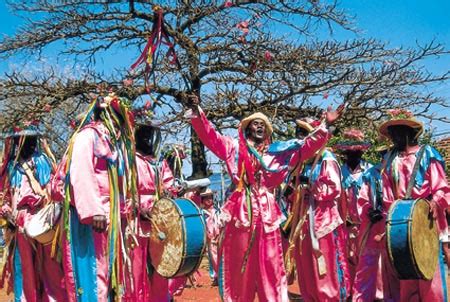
left=387, top=198, right=437, bottom=280
left=409, top=198, right=438, bottom=280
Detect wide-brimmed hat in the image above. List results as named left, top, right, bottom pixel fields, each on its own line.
left=200, top=188, right=214, bottom=197
left=334, top=128, right=371, bottom=151
left=378, top=109, right=423, bottom=138
left=295, top=117, right=321, bottom=134
left=373, top=134, right=393, bottom=153
left=295, top=119, right=314, bottom=133
left=239, top=112, right=273, bottom=137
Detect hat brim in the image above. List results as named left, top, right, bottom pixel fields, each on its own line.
left=374, top=144, right=392, bottom=152
left=239, top=112, right=273, bottom=137
left=378, top=119, right=423, bottom=137
left=295, top=120, right=314, bottom=133
left=2, top=130, right=42, bottom=138
left=334, top=143, right=371, bottom=152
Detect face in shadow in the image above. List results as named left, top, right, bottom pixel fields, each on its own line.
left=295, top=127, right=310, bottom=140
left=14, top=136, right=38, bottom=160
left=387, top=125, right=419, bottom=152
left=135, top=125, right=159, bottom=156
left=344, top=150, right=364, bottom=171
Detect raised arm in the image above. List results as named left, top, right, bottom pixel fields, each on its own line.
left=160, top=159, right=178, bottom=197
left=289, top=123, right=330, bottom=167
left=190, top=106, right=235, bottom=162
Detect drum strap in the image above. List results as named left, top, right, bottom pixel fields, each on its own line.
left=21, top=161, right=49, bottom=202
left=307, top=147, right=328, bottom=276
left=404, top=146, right=426, bottom=200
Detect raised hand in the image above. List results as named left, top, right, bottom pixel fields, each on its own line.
left=323, top=104, right=345, bottom=126
left=183, top=93, right=201, bottom=118
left=187, top=94, right=200, bottom=106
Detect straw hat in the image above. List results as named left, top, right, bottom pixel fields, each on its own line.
left=200, top=188, right=214, bottom=197
left=239, top=112, right=273, bottom=137
left=295, top=119, right=314, bottom=133
left=295, top=117, right=321, bottom=134
left=378, top=109, right=423, bottom=138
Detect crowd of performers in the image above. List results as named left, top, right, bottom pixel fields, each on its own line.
left=0, top=91, right=449, bottom=302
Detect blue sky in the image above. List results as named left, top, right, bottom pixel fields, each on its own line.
left=0, top=0, right=449, bottom=135
left=339, top=0, right=450, bottom=136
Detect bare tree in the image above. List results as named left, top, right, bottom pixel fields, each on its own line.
left=0, top=1, right=449, bottom=176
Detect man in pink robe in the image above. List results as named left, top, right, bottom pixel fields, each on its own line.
left=352, top=146, right=400, bottom=302
left=284, top=118, right=348, bottom=301
left=378, top=109, right=449, bottom=301
left=53, top=94, right=136, bottom=302
left=334, top=129, right=372, bottom=289
left=0, top=126, right=66, bottom=302
left=124, top=122, right=176, bottom=302
left=187, top=97, right=341, bottom=302
left=200, top=188, right=220, bottom=285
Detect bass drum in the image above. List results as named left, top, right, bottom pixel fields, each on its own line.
left=386, top=198, right=439, bottom=280
left=149, top=197, right=206, bottom=278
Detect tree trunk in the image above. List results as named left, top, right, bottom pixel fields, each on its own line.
left=190, top=125, right=208, bottom=179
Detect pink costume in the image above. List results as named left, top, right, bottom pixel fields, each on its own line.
left=0, top=153, right=66, bottom=302
left=190, top=107, right=330, bottom=302
left=341, top=160, right=372, bottom=285
left=381, top=145, right=449, bottom=301
left=185, top=190, right=202, bottom=206
left=294, top=149, right=348, bottom=301
left=352, top=163, right=399, bottom=302
left=205, top=205, right=220, bottom=281
left=124, top=152, right=175, bottom=301
left=55, top=121, right=117, bottom=302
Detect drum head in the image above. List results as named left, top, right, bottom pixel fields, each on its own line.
left=149, top=197, right=184, bottom=278
left=410, top=199, right=439, bottom=280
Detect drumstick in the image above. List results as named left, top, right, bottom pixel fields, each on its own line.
left=150, top=218, right=167, bottom=241
left=374, top=232, right=385, bottom=242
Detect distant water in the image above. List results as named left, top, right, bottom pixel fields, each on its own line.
left=208, top=172, right=231, bottom=204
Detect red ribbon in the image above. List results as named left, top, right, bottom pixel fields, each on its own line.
left=130, top=8, right=178, bottom=92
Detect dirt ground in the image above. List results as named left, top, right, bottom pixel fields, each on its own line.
left=0, top=255, right=447, bottom=302
left=0, top=255, right=300, bottom=302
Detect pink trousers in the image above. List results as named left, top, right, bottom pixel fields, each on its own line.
left=295, top=224, right=348, bottom=302
left=352, top=245, right=399, bottom=301
left=124, top=235, right=169, bottom=302
left=15, top=232, right=66, bottom=302
left=218, top=218, right=289, bottom=302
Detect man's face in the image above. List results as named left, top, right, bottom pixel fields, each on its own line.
left=202, top=195, right=214, bottom=208
left=388, top=125, right=415, bottom=151
left=136, top=127, right=155, bottom=155
left=344, top=150, right=363, bottom=169
left=15, top=136, right=37, bottom=160
left=295, top=127, right=309, bottom=140
left=247, top=119, right=266, bottom=143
